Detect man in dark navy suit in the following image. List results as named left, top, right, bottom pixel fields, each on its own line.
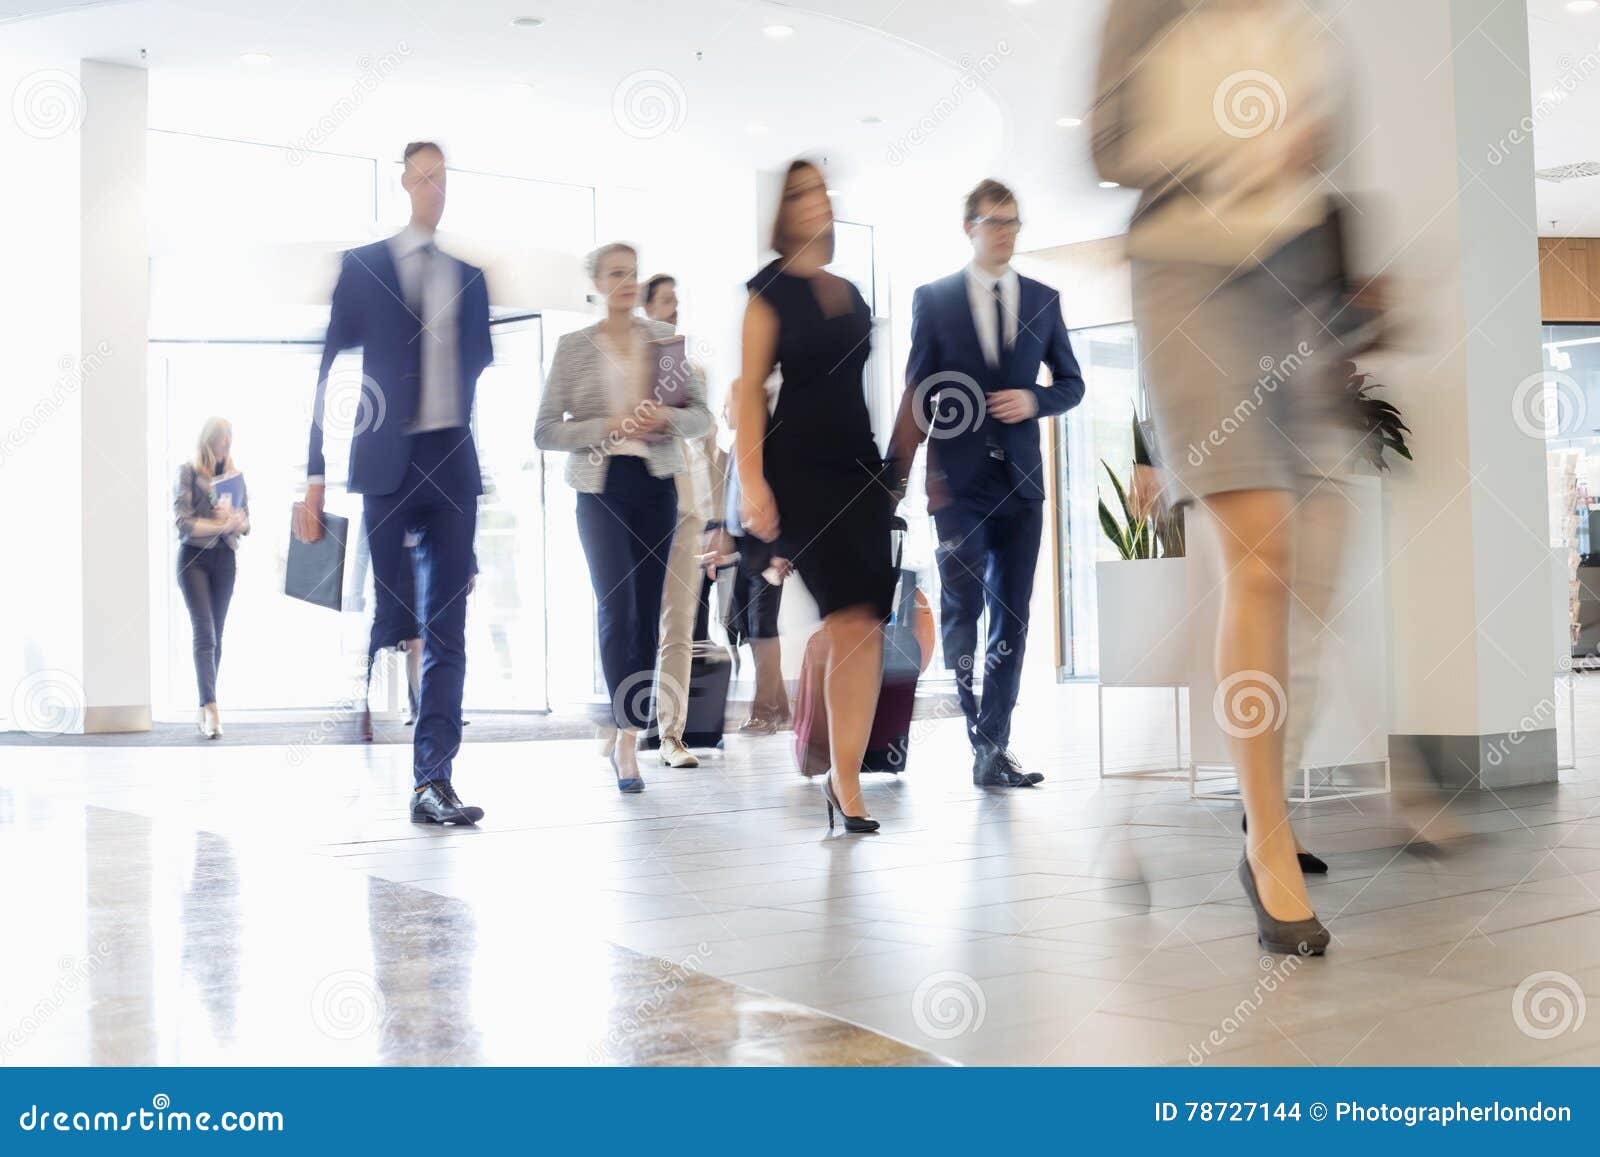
left=889, top=179, right=1086, bottom=788
left=295, top=141, right=493, bottom=825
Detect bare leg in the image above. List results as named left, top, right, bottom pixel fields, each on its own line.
left=1202, top=489, right=1313, bottom=923
left=1279, top=484, right=1348, bottom=853
left=751, top=637, right=788, bottom=721
left=823, top=606, right=883, bottom=817
left=615, top=727, right=641, bottom=777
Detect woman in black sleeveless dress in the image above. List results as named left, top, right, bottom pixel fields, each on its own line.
left=734, top=159, right=895, bottom=834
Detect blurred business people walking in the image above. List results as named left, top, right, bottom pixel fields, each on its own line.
left=737, top=159, right=893, bottom=834
left=889, top=179, right=1085, bottom=789
left=713, top=383, right=792, bottom=733
left=642, top=273, right=725, bottom=768
left=296, top=140, right=493, bottom=826
left=537, top=245, right=711, bottom=792
left=1093, top=0, right=1359, bottom=954
left=174, top=416, right=249, bottom=740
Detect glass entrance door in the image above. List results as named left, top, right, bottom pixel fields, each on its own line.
left=151, top=315, right=560, bottom=719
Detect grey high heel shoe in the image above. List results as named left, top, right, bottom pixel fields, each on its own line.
left=1237, top=855, right=1329, bottom=956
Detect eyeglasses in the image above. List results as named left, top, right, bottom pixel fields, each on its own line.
left=971, top=215, right=1023, bottom=232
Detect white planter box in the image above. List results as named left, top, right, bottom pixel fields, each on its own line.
left=1096, top=557, right=1189, bottom=687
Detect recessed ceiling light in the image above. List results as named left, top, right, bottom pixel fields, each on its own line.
left=509, top=16, right=545, bottom=28
left=860, top=114, right=883, bottom=125
left=763, top=24, right=794, bottom=39
left=827, top=187, right=841, bottom=197
left=1099, top=180, right=1120, bottom=189
left=239, top=52, right=271, bottom=65
left=1567, top=1, right=1597, bottom=14
left=1056, top=116, right=1084, bottom=128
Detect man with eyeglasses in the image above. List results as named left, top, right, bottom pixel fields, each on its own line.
left=888, top=178, right=1085, bottom=788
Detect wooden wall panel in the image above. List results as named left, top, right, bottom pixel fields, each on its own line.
left=1539, top=236, right=1600, bottom=322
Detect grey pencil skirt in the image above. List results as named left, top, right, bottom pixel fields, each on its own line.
left=1131, top=227, right=1356, bottom=504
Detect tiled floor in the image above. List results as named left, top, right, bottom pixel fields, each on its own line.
left=3, top=681, right=1599, bottom=1066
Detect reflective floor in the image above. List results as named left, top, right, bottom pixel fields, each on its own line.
left=3, top=681, right=1600, bottom=1066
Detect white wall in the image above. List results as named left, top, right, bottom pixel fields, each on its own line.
left=148, top=68, right=762, bottom=394
left=79, top=61, right=151, bottom=731
left=1341, top=0, right=1553, bottom=779
left=0, top=51, right=85, bottom=733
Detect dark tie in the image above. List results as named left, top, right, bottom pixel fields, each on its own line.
left=992, top=281, right=1009, bottom=364
left=987, top=281, right=1007, bottom=457
left=408, top=242, right=435, bottom=316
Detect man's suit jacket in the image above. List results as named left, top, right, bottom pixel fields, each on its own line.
left=890, top=270, right=1086, bottom=508
left=308, top=238, right=494, bottom=498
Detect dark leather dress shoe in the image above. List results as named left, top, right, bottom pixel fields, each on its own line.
left=974, top=748, right=1044, bottom=788
left=411, top=781, right=484, bottom=825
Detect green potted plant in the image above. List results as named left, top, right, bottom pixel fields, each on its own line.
left=1345, top=362, right=1412, bottom=471
left=1099, top=415, right=1184, bottom=559
left=1096, top=414, right=1189, bottom=687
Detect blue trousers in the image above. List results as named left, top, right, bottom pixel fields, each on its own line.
left=933, top=456, right=1043, bottom=753
left=362, top=430, right=479, bottom=787
left=575, top=457, right=677, bottom=731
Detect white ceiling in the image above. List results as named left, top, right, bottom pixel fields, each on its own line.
left=15, top=1, right=1596, bottom=243
left=1526, top=0, right=1600, bottom=234
left=3, top=0, right=1131, bottom=248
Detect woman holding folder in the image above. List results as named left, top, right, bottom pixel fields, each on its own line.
left=173, top=416, right=249, bottom=739
left=535, top=242, right=711, bottom=792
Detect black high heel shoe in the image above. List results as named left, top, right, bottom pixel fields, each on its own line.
left=822, top=772, right=879, bottom=834
left=1242, top=814, right=1327, bottom=874
left=1237, top=855, right=1329, bottom=956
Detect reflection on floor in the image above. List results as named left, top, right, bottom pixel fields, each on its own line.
left=3, top=681, right=1600, bottom=1066
left=0, top=807, right=941, bottom=1066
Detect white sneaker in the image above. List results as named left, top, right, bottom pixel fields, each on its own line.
left=659, top=737, right=700, bottom=768
left=197, top=708, right=214, bottom=739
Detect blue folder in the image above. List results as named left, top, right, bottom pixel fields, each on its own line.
left=284, top=510, right=349, bottom=611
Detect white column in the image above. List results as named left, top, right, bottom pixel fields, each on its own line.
left=1344, top=0, right=1554, bottom=787
left=79, top=60, right=151, bottom=732
left=0, top=55, right=149, bottom=735
left=0, top=51, right=86, bottom=734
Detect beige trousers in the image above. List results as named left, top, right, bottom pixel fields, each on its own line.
left=656, top=508, right=704, bottom=742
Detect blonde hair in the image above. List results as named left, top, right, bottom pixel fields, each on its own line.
left=585, top=241, right=637, bottom=282
left=194, top=416, right=233, bottom=477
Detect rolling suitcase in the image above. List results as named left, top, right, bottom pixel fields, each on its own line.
left=793, top=629, right=831, bottom=776
left=643, top=641, right=732, bottom=750
left=864, top=567, right=921, bottom=772
left=679, top=641, right=732, bottom=748
left=794, top=517, right=930, bottom=776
